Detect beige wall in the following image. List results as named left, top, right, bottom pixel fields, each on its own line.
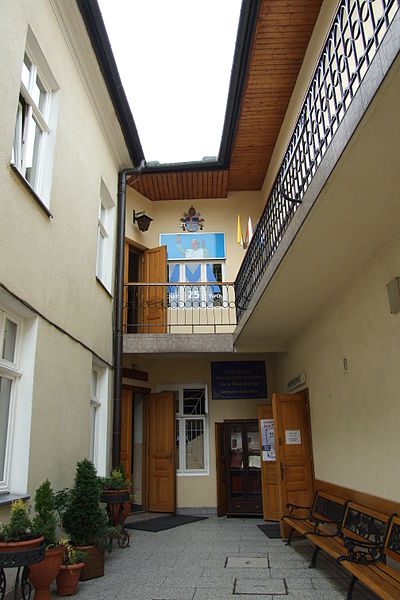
left=0, top=0, right=120, bottom=509
left=132, top=355, right=275, bottom=509
left=273, top=233, right=400, bottom=502
left=126, top=187, right=264, bottom=280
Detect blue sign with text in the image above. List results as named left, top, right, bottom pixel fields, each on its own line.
left=211, top=361, right=267, bottom=400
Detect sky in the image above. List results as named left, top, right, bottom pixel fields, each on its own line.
left=97, top=0, right=242, bottom=165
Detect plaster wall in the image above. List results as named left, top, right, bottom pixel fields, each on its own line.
left=273, top=233, right=400, bottom=502
left=0, top=0, right=118, bottom=363
left=133, top=355, right=278, bottom=509
left=125, top=187, right=264, bottom=281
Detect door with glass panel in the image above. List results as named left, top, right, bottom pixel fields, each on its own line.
left=225, top=420, right=262, bottom=516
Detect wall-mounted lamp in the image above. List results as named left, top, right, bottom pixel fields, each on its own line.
left=133, top=210, right=153, bottom=232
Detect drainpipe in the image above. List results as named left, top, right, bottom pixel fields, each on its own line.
left=112, top=161, right=146, bottom=469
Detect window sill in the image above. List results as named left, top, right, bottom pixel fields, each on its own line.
left=96, top=277, right=113, bottom=299
left=10, top=164, right=53, bottom=219
left=0, top=492, right=30, bottom=507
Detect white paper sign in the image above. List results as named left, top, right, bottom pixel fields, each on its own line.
left=285, top=429, right=301, bottom=445
left=261, top=419, right=276, bottom=461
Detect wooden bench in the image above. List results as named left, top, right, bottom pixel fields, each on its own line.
left=338, top=513, right=400, bottom=600
left=282, top=490, right=347, bottom=546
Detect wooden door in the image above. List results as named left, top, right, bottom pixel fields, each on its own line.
left=143, top=246, right=167, bottom=333
left=215, top=423, right=227, bottom=516
left=148, top=392, right=176, bottom=513
left=120, top=388, right=133, bottom=481
left=258, top=404, right=279, bottom=521
left=272, top=393, right=314, bottom=538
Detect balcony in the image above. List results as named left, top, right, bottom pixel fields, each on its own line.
left=234, top=0, right=400, bottom=351
left=123, top=283, right=237, bottom=354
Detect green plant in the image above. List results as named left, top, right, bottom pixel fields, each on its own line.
left=32, top=479, right=58, bottom=547
left=58, top=539, right=87, bottom=565
left=0, top=499, right=35, bottom=542
left=99, top=464, right=131, bottom=491
left=60, top=459, right=110, bottom=548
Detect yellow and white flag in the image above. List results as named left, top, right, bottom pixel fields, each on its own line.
left=247, top=216, right=253, bottom=244
left=237, top=214, right=243, bottom=246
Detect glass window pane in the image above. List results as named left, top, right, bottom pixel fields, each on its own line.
left=2, top=319, right=17, bottom=362
left=89, top=404, right=96, bottom=463
left=183, top=388, right=205, bottom=415
left=185, top=419, right=204, bottom=470
left=0, top=377, right=12, bottom=481
left=91, top=370, right=98, bottom=399
left=176, top=419, right=180, bottom=471
left=25, top=114, right=42, bottom=186
left=33, top=74, right=47, bottom=114
left=21, top=54, right=31, bottom=90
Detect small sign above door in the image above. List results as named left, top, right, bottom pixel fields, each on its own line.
left=211, top=361, right=267, bottom=399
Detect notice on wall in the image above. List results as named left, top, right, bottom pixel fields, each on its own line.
left=261, top=419, right=276, bottom=461
left=211, top=361, right=267, bottom=399
left=285, top=429, right=301, bottom=445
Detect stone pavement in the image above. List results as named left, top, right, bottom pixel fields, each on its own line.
left=50, top=515, right=379, bottom=600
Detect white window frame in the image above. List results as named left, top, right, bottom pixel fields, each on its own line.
left=96, top=180, right=115, bottom=293
left=157, top=383, right=209, bottom=476
left=90, top=360, right=108, bottom=476
left=11, top=27, right=59, bottom=208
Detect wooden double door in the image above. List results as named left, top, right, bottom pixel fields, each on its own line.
left=216, top=391, right=314, bottom=535
left=121, top=388, right=176, bottom=513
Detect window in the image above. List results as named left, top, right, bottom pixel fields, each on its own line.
left=0, top=311, right=21, bottom=493
left=96, top=180, right=115, bottom=292
left=11, top=28, right=59, bottom=208
left=158, top=384, right=209, bottom=475
left=89, top=361, right=108, bottom=476
left=167, top=262, right=224, bottom=308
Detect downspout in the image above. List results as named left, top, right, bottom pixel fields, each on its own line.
left=112, top=161, right=146, bottom=469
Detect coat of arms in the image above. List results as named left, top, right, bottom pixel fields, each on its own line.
left=180, top=205, right=204, bottom=232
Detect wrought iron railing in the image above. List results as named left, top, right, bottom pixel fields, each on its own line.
left=123, top=283, right=236, bottom=333
left=235, top=0, right=399, bottom=322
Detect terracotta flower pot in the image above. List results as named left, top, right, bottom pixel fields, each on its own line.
left=28, top=545, right=65, bottom=600
left=56, top=562, right=84, bottom=596
left=0, top=535, right=44, bottom=553
left=101, top=489, right=131, bottom=526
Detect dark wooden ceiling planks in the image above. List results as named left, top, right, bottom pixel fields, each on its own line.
left=129, top=0, right=322, bottom=200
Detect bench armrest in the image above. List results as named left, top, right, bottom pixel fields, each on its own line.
left=284, top=502, right=313, bottom=518
left=337, top=537, right=384, bottom=565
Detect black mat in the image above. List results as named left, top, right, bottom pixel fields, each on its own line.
left=125, top=514, right=208, bottom=532
left=257, top=523, right=281, bottom=538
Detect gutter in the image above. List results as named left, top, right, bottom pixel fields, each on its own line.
left=112, top=161, right=146, bottom=469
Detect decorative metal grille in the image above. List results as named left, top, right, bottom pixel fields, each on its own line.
left=344, top=507, right=387, bottom=544
left=388, top=521, right=400, bottom=555
left=235, top=0, right=399, bottom=321
left=314, top=495, right=346, bottom=525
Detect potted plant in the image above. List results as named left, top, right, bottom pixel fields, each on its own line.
left=0, top=498, right=44, bottom=551
left=28, top=479, right=65, bottom=600
left=100, top=464, right=132, bottom=526
left=58, top=459, right=112, bottom=581
left=55, top=539, right=86, bottom=596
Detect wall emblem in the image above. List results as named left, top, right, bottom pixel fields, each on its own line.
left=180, top=205, right=204, bottom=232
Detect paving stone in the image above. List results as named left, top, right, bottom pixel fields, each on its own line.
left=226, top=556, right=268, bottom=568
left=235, top=577, right=287, bottom=595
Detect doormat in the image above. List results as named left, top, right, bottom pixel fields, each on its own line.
left=125, top=515, right=208, bottom=532
left=257, top=523, right=281, bottom=539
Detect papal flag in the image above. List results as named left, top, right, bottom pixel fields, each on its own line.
left=237, top=214, right=243, bottom=245
left=247, top=216, right=253, bottom=244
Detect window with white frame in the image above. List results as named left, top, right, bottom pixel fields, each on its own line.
left=11, top=28, right=59, bottom=208
left=96, top=180, right=115, bottom=292
left=0, top=310, right=21, bottom=493
left=167, top=262, right=224, bottom=308
left=158, top=384, right=209, bottom=475
left=89, top=361, right=108, bottom=476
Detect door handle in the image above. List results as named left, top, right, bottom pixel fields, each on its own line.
left=280, top=462, right=285, bottom=481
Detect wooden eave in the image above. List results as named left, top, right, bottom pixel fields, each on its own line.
left=129, top=0, right=323, bottom=201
